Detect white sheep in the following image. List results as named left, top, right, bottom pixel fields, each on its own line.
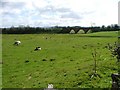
left=14, top=41, right=21, bottom=46
left=47, top=84, right=53, bottom=88
left=43, top=84, right=54, bottom=90
left=34, top=47, right=41, bottom=51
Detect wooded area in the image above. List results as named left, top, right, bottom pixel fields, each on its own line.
left=1, top=24, right=119, bottom=34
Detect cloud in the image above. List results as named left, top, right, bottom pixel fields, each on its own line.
left=33, top=4, right=71, bottom=14
left=60, top=12, right=82, bottom=19
left=0, top=0, right=119, bottom=27
left=31, top=4, right=83, bottom=21
left=1, top=0, right=26, bottom=18
left=1, top=1, right=26, bottom=9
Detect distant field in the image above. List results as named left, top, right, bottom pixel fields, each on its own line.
left=2, top=31, right=119, bottom=88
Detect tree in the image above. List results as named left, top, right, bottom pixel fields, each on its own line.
left=113, top=24, right=119, bottom=29
left=101, top=25, right=105, bottom=29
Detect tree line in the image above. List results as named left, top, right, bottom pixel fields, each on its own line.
left=1, top=24, right=120, bottom=34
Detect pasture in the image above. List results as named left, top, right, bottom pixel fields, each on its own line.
left=2, top=31, right=119, bottom=88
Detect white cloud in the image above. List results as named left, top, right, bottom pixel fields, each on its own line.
left=1, top=0, right=119, bottom=27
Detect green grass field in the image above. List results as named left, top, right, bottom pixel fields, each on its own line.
left=2, top=31, right=119, bottom=88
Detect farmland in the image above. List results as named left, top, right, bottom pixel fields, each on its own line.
left=2, top=31, right=119, bottom=88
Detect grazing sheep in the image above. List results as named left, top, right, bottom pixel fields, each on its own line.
left=34, top=47, right=41, bottom=51
left=14, top=41, right=21, bottom=46
left=44, top=84, right=54, bottom=90
left=47, top=84, right=53, bottom=88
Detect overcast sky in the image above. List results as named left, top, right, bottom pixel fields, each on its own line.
left=0, top=0, right=119, bottom=28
